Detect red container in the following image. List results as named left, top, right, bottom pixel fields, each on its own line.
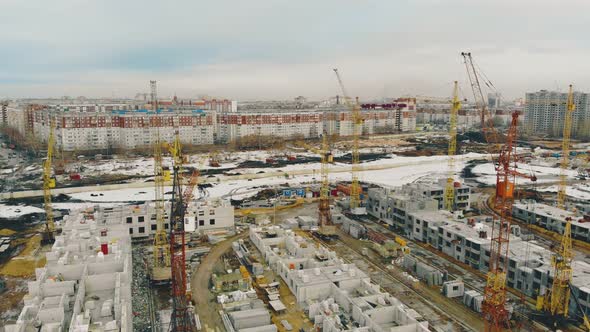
left=70, top=173, right=81, bottom=180
left=101, top=243, right=108, bottom=255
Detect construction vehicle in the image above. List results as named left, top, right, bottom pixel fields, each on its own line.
left=444, top=81, right=461, bottom=211
left=42, top=118, right=57, bottom=244
left=150, top=80, right=171, bottom=283
left=333, top=68, right=364, bottom=214
left=461, top=52, right=536, bottom=331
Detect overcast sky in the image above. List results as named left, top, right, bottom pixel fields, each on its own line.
left=1, top=0, right=589, bottom=100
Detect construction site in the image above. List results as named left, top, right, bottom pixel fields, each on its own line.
left=1, top=54, right=590, bottom=332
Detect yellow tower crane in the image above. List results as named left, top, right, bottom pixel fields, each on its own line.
left=333, top=68, right=363, bottom=213
left=557, top=85, right=575, bottom=209
left=42, top=117, right=57, bottom=244
left=444, top=81, right=461, bottom=211
left=542, top=84, right=576, bottom=322
left=150, top=80, right=171, bottom=278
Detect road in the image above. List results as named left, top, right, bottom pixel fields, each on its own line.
left=190, top=232, right=248, bottom=331
left=0, top=155, right=487, bottom=200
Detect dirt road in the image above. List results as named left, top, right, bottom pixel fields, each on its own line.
left=190, top=232, right=248, bottom=331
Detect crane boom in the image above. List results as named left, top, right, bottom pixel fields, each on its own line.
left=42, top=117, right=56, bottom=243
left=461, top=52, right=489, bottom=131
left=461, top=52, right=536, bottom=331
left=333, top=68, right=362, bottom=212
left=444, top=81, right=461, bottom=211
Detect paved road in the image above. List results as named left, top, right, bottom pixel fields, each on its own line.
left=0, top=155, right=487, bottom=200
left=190, top=232, right=248, bottom=331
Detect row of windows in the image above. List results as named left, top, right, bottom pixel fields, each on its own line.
left=129, top=223, right=169, bottom=234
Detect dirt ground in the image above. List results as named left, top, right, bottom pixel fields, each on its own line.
left=0, top=232, right=49, bottom=326
left=191, top=232, right=248, bottom=331
left=0, top=234, right=46, bottom=277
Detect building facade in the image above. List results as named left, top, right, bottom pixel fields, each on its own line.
left=524, top=89, right=590, bottom=137
left=94, top=199, right=235, bottom=238
left=6, top=98, right=416, bottom=152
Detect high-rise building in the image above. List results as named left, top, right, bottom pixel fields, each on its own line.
left=524, top=89, right=590, bottom=138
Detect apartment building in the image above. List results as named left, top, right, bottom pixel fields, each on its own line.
left=366, top=181, right=471, bottom=236
left=403, top=179, right=471, bottom=211
left=8, top=98, right=416, bottom=152
left=399, top=208, right=590, bottom=320
left=525, top=89, right=590, bottom=137
left=366, top=187, right=439, bottom=236
left=94, top=199, right=234, bottom=238
left=512, top=201, right=590, bottom=242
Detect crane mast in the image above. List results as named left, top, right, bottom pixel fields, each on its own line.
left=542, top=84, right=575, bottom=321
left=557, top=85, right=575, bottom=209
left=444, top=81, right=461, bottom=211
left=151, top=80, right=171, bottom=272
left=461, top=52, right=536, bottom=331
left=318, top=133, right=333, bottom=230
left=168, top=133, right=197, bottom=331
left=42, top=117, right=56, bottom=244
left=333, top=68, right=362, bottom=212
left=483, top=112, right=536, bottom=331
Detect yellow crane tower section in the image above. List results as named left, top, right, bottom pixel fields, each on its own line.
left=333, top=68, right=362, bottom=212
left=542, top=84, right=576, bottom=319
left=444, top=81, right=461, bottom=211
left=557, top=85, right=575, bottom=209
left=42, top=118, right=57, bottom=243
left=151, top=80, right=171, bottom=270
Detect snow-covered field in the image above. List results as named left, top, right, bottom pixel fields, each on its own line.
left=471, top=162, right=578, bottom=185
left=537, top=183, right=590, bottom=201
left=68, top=153, right=485, bottom=203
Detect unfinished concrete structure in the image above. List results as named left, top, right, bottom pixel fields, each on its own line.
left=249, top=226, right=431, bottom=332
left=366, top=187, right=438, bottom=236
left=94, top=198, right=234, bottom=238
left=394, top=207, right=590, bottom=321
left=6, top=208, right=133, bottom=331
left=513, top=201, right=590, bottom=242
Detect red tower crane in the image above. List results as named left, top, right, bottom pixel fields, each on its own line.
left=169, top=147, right=197, bottom=331
left=461, top=52, right=536, bottom=331
left=482, top=112, right=536, bottom=331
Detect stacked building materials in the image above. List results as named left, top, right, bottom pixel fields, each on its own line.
left=442, top=280, right=465, bottom=298
left=403, top=256, right=444, bottom=286
left=463, top=290, right=483, bottom=312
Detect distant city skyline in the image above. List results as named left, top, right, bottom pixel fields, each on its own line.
left=2, top=0, right=590, bottom=100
